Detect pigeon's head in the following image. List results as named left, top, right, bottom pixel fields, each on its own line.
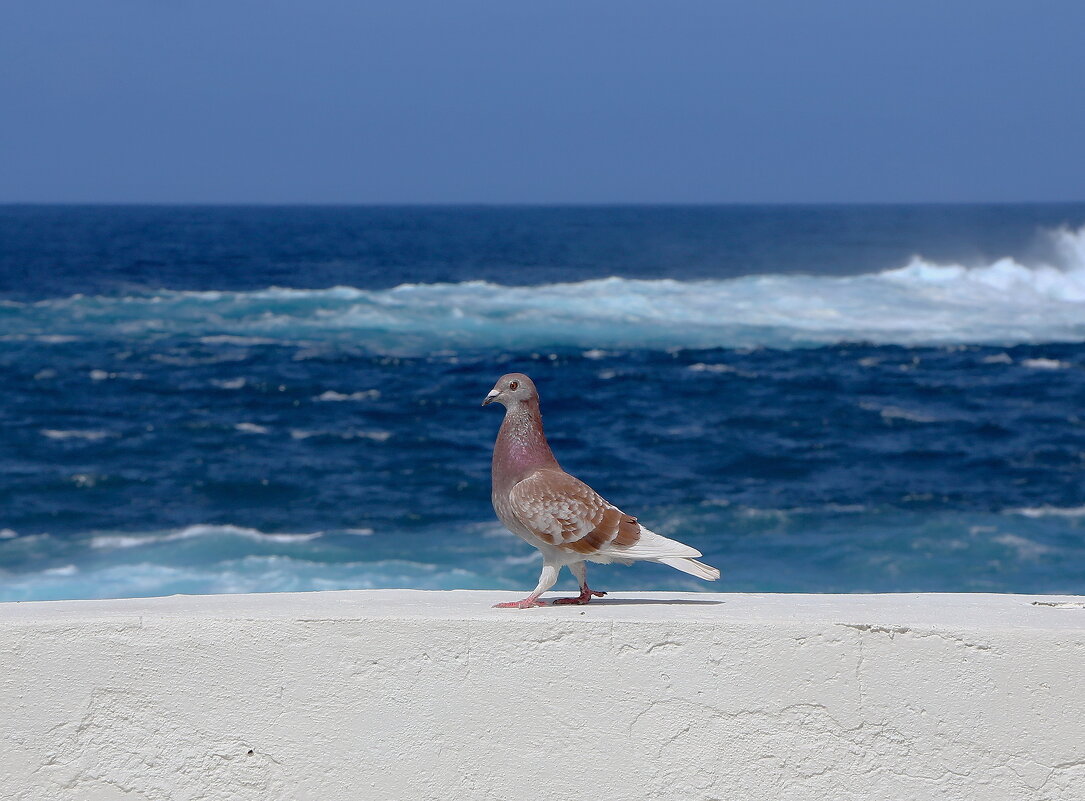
left=482, top=373, right=537, bottom=408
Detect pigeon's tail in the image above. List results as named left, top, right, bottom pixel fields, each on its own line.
left=599, top=527, right=719, bottom=580
left=655, top=557, right=721, bottom=581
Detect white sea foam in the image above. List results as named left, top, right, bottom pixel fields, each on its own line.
left=0, top=553, right=482, bottom=602
left=993, top=533, right=1053, bottom=559
left=289, top=428, right=392, bottom=442
left=40, top=429, right=113, bottom=441
left=89, top=524, right=322, bottom=551
left=198, top=335, right=281, bottom=346
left=732, top=504, right=869, bottom=520
left=688, top=362, right=738, bottom=373
left=234, top=422, right=269, bottom=434
left=212, top=377, right=247, bottom=389
left=6, top=226, right=1085, bottom=351
left=858, top=402, right=940, bottom=423
left=41, top=564, right=78, bottom=576
left=1005, top=506, right=1085, bottom=519
left=1021, top=358, right=1070, bottom=370
left=88, top=369, right=145, bottom=381
left=314, top=390, right=381, bottom=402
left=0, top=528, right=17, bottom=539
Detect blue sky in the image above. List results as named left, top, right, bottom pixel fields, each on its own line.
left=2, top=1, right=1083, bottom=203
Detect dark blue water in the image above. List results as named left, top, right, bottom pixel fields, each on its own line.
left=2, top=204, right=1085, bottom=600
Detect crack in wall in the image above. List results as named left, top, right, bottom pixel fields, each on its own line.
left=837, top=623, right=994, bottom=652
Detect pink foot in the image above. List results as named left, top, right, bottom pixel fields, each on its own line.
left=552, top=587, right=607, bottom=605
left=493, top=597, right=546, bottom=609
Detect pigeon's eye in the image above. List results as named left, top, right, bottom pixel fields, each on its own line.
left=509, top=380, right=519, bottom=390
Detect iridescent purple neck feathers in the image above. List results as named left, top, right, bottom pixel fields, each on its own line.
left=492, top=399, right=559, bottom=492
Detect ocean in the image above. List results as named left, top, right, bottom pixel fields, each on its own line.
left=1, top=204, right=1084, bottom=601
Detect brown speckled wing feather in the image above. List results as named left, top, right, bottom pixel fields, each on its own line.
left=507, top=469, right=641, bottom=554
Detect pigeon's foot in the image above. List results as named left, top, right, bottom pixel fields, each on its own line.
left=552, top=588, right=607, bottom=605
left=493, top=597, right=546, bottom=609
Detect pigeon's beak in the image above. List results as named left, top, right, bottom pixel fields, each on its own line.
left=482, top=389, right=500, bottom=406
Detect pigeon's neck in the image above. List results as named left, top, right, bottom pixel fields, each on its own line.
left=493, top=401, right=559, bottom=489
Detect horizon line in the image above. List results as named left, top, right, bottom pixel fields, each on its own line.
left=3, top=199, right=1085, bottom=209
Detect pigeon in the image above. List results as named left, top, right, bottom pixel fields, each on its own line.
left=483, top=372, right=720, bottom=608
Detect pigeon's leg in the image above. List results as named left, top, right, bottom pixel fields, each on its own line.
left=493, top=563, right=558, bottom=609
left=552, top=561, right=607, bottom=605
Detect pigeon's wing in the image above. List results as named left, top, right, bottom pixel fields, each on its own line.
left=507, top=469, right=641, bottom=554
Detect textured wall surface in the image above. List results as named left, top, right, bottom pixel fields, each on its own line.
left=2, top=590, right=1084, bottom=801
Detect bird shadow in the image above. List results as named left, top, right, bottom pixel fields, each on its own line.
left=573, top=597, right=723, bottom=607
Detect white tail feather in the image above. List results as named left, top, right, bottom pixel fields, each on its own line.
left=596, top=526, right=719, bottom=580
left=655, top=557, right=720, bottom=581
left=604, top=526, right=701, bottom=560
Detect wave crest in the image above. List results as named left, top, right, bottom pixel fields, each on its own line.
left=89, top=524, right=322, bottom=551
left=6, top=226, right=1085, bottom=351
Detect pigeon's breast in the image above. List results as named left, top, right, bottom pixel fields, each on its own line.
left=492, top=487, right=534, bottom=541
left=492, top=483, right=559, bottom=554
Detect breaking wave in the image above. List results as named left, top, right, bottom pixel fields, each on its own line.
left=87, top=524, right=322, bottom=551
left=4, top=226, right=1085, bottom=351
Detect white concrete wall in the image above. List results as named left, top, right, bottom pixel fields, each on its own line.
left=1, top=590, right=1084, bottom=801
